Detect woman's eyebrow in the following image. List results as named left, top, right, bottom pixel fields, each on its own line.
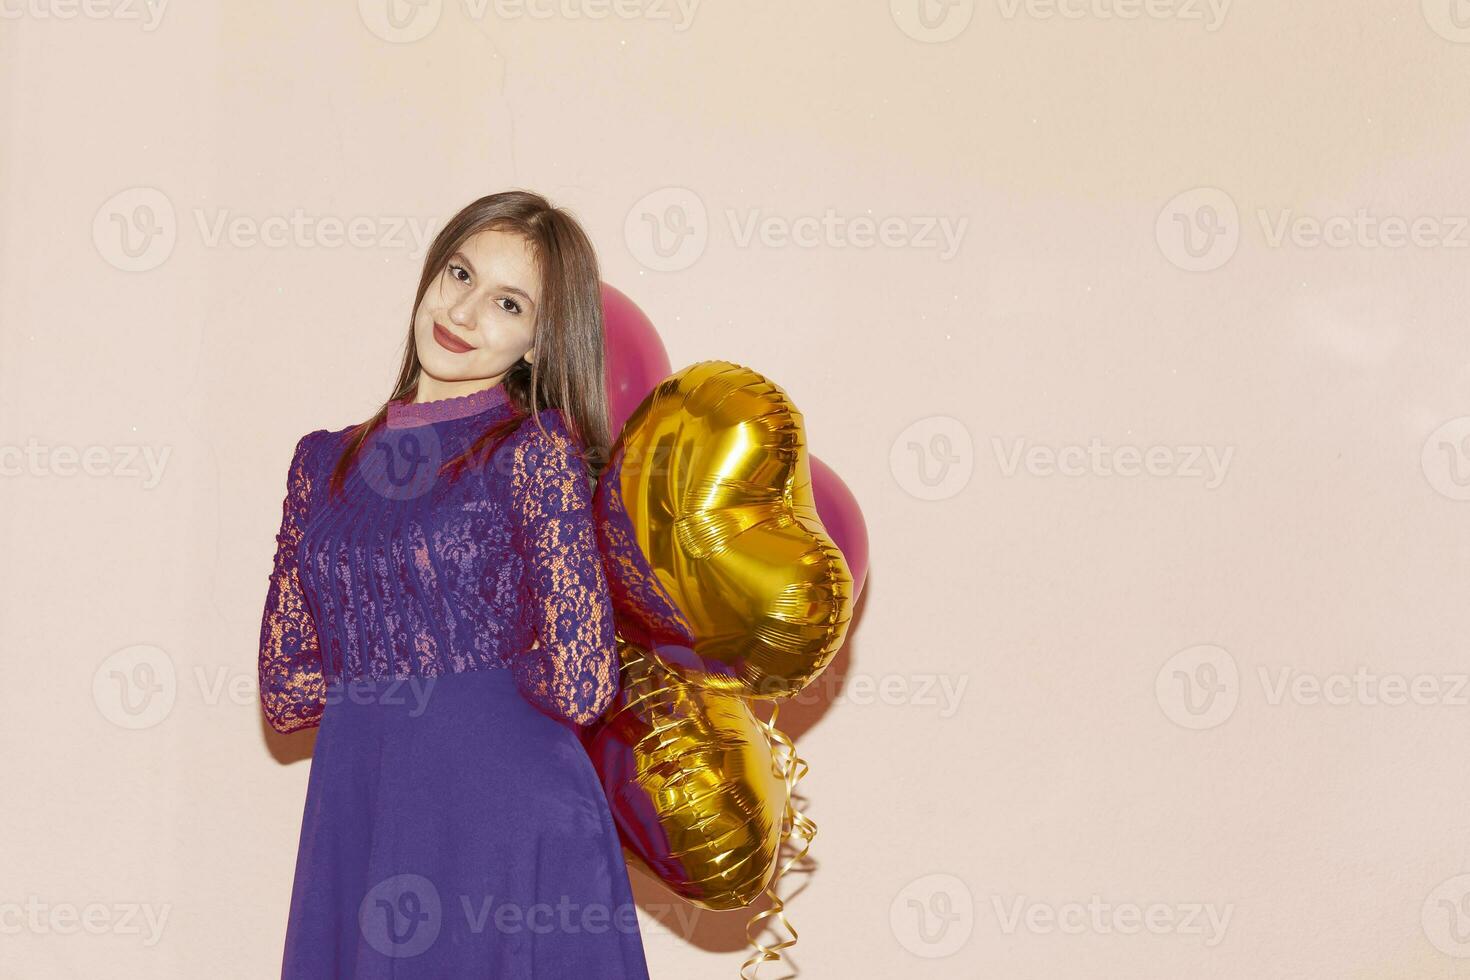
left=450, top=251, right=477, bottom=277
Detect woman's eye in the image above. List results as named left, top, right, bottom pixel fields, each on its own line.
left=447, top=263, right=469, bottom=283
left=499, top=297, right=522, bottom=315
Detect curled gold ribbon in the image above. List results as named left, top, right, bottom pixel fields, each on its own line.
left=740, top=701, right=818, bottom=979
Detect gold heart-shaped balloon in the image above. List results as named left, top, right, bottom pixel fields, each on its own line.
left=592, top=360, right=853, bottom=698
left=580, top=638, right=786, bottom=910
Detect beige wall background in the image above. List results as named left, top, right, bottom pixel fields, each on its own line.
left=3, top=1, right=1470, bottom=977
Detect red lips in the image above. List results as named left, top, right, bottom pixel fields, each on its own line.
left=433, top=322, right=474, bottom=354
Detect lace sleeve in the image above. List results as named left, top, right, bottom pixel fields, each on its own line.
left=591, top=440, right=696, bottom=653
left=509, top=410, right=617, bottom=726
left=258, top=430, right=328, bottom=735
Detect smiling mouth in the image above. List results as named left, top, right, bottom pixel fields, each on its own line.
left=433, top=322, right=474, bottom=354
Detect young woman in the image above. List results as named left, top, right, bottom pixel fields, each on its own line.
left=257, top=190, right=652, bottom=978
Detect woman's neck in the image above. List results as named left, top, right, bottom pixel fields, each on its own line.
left=413, top=373, right=507, bottom=404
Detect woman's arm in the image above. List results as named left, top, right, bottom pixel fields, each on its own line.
left=509, top=409, right=618, bottom=726
left=258, top=430, right=328, bottom=734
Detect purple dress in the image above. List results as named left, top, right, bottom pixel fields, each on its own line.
left=257, top=383, right=651, bottom=979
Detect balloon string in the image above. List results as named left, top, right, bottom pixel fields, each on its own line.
left=740, top=701, right=817, bottom=980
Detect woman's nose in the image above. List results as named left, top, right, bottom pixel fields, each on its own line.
left=447, top=297, right=479, bottom=329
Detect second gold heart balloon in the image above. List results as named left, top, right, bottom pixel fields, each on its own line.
left=592, top=360, right=853, bottom=698
left=580, top=638, right=787, bottom=910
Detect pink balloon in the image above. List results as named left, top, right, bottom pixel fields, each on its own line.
left=601, top=283, right=672, bottom=438
left=810, top=455, right=868, bottom=603
left=598, top=289, right=865, bottom=600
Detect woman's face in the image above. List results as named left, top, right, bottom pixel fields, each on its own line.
left=412, top=227, right=541, bottom=386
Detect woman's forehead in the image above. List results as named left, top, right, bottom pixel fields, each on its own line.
left=455, top=228, right=541, bottom=298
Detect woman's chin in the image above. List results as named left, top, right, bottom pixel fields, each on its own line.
left=416, top=347, right=477, bottom=381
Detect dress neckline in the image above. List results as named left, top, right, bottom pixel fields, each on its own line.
left=386, top=383, right=510, bottom=429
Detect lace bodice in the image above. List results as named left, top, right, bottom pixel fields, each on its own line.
left=258, top=385, right=617, bottom=734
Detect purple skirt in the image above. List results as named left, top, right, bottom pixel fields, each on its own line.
left=279, top=667, right=652, bottom=979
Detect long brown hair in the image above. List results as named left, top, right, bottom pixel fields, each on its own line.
left=327, top=190, right=611, bottom=499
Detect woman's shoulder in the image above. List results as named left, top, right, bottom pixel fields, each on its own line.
left=287, top=422, right=359, bottom=474
left=295, top=423, right=353, bottom=451
left=512, top=407, right=578, bottom=448
left=504, top=407, right=592, bottom=479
